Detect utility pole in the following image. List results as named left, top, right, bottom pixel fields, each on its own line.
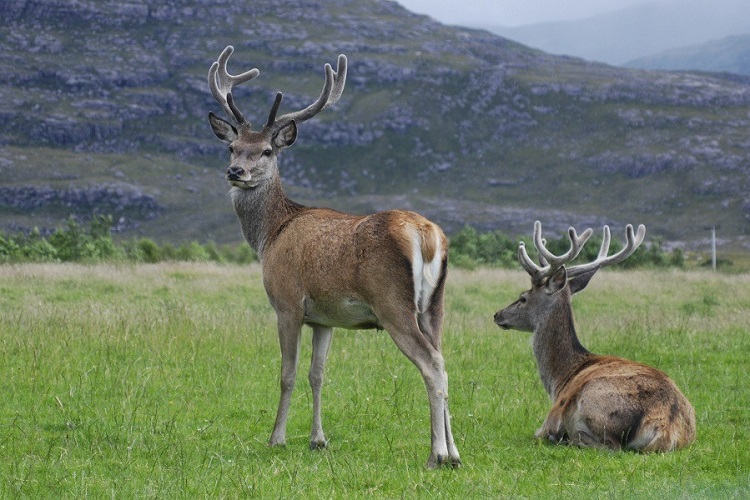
left=711, top=225, right=716, bottom=271
left=704, top=225, right=720, bottom=271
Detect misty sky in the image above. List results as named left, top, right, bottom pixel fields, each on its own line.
left=397, top=0, right=698, bottom=27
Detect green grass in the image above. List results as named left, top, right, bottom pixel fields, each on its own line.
left=0, top=264, right=747, bottom=497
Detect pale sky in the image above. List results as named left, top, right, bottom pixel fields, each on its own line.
left=397, top=0, right=661, bottom=27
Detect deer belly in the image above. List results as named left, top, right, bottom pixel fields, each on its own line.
left=303, top=296, right=383, bottom=330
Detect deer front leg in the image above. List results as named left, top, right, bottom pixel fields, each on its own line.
left=269, top=314, right=303, bottom=447
left=309, top=325, right=333, bottom=450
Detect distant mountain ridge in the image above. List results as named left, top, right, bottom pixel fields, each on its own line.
left=481, top=0, right=750, bottom=65
left=1, top=0, right=749, bottom=249
left=625, top=34, right=750, bottom=75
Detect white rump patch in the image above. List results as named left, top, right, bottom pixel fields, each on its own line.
left=409, top=227, right=442, bottom=313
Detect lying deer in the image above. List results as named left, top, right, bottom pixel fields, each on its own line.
left=494, top=221, right=695, bottom=451
left=206, top=46, right=460, bottom=468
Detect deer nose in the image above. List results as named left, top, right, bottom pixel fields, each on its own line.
left=493, top=311, right=507, bottom=327
left=226, top=166, right=244, bottom=180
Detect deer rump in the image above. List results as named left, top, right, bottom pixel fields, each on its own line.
left=543, top=355, right=696, bottom=452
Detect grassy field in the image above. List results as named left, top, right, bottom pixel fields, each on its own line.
left=0, top=263, right=747, bottom=498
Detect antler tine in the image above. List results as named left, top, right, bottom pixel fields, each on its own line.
left=518, top=221, right=593, bottom=284
left=266, top=92, right=283, bottom=128
left=518, top=241, right=543, bottom=277
left=534, top=222, right=593, bottom=271
left=208, top=45, right=260, bottom=125
left=567, top=224, right=646, bottom=278
left=270, top=54, right=347, bottom=131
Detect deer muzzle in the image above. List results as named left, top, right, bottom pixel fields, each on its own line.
left=494, top=310, right=511, bottom=329
left=226, top=166, right=245, bottom=181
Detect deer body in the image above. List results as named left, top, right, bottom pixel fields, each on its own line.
left=208, top=46, right=459, bottom=468
left=495, top=222, right=695, bottom=452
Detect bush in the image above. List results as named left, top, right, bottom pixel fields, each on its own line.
left=449, top=225, right=682, bottom=270
left=46, top=216, right=122, bottom=262
left=0, top=216, right=262, bottom=265
left=449, top=226, right=518, bottom=268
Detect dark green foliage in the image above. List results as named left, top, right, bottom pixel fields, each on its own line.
left=449, top=226, right=519, bottom=269
left=0, top=216, right=121, bottom=263
left=47, top=216, right=121, bottom=262
left=449, top=226, right=683, bottom=270
left=0, top=216, right=257, bottom=264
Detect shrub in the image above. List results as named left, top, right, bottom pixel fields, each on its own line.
left=449, top=225, right=682, bottom=270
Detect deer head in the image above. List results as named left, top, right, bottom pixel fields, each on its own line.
left=207, top=45, right=347, bottom=189
left=495, top=221, right=646, bottom=332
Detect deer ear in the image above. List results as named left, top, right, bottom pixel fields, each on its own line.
left=209, top=112, right=238, bottom=143
left=569, top=268, right=597, bottom=295
left=273, top=120, right=297, bottom=149
left=545, top=267, right=568, bottom=295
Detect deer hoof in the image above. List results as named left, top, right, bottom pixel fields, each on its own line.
left=426, top=453, right=461, bottom=469
left=268, top=436, right=287, bottom=447
left=309, top=439, right=328, bottom=450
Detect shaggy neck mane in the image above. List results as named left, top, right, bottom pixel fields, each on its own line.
left=230, top=177, right=304, bottom=259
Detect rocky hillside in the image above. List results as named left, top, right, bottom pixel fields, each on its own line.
left=1, top=0, right=749, bottom=249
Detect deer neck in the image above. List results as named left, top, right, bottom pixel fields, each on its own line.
left=229, top=176, right=303, bottom=259
left=532, top=295, right=591, bottom=399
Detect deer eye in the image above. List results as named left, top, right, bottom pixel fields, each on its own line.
left=262, top=149, right=273, bottom=157
left=228, top=145, right=235, bottom=154
left=519, top=295, right=527, bottom=304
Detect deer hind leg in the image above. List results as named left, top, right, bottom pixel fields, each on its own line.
left=382, top=313, right=460, bottom=469
left=309, top=325, right=333, bottom=450
left=415, top=257, right=460, bottom=465
left=563, top=396, right=623, bottom=450
left=416, top=313, right=459, bottom=464
left=269, top=313, right=303, bottom=446
left=420, top=304, right=458, bottom=462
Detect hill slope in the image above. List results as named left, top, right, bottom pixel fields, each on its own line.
left=1, top=0, right=749, bottom=249
left=626, top=34, right=750, bottom=75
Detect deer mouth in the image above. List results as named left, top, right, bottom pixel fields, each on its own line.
left=227, top=174, right=256, bottom=188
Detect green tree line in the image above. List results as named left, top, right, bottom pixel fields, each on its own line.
left=0, top=216, right=684, bottom=268
left=0, top=216, right=256, bottom=264
left=447, top=226, right=684, bottom=269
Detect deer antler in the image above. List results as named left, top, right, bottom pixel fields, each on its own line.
left=566, top=224, right=646, bottom=279
left=267, top=54, right=347, bottom=132
left=208, top=45, right=260, bottom=126
left=208, top=47, right=347, bottom=133
left=518, top=221, right=593, bottom=284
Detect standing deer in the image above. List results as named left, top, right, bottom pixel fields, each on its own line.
left=494, top=221, right=695, bottom=452
left=206, top=46, right=460, bottom=468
